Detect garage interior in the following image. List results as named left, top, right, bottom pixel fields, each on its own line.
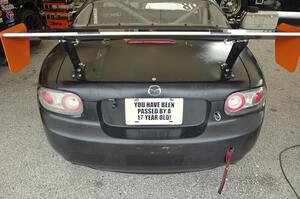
left=0, top=0, right=299, bottom=198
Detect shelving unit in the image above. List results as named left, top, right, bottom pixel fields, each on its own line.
left=41, top=0, right=79, bottom=29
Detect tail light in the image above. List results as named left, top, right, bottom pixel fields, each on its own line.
left=38, top=87, right=83, bottom=116
left=225, top=87, right=266, bottom=115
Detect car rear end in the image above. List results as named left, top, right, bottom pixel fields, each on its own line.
left=37, top=38, right=266, bottom=173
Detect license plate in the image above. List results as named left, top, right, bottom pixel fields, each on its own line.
left=125, top=98, right=184, bottom=125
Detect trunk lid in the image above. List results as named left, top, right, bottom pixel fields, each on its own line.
left=57, top=39, right=249, bottom=83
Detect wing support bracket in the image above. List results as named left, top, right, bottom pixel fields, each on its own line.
left=221, top=40, right=249, bottom=80
left=61, top=40, right=85, bottom=80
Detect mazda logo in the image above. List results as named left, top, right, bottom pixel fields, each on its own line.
left=148, top=85, right=161, bottom=96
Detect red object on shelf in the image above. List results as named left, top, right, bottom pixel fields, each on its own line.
left=46, top=19, right=70, bottom=29
left=42, top=2, right=67, bottom=6
left=42, top=10, right=68, bottom=14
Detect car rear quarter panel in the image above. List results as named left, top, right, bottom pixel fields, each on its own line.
left=240, top=48, right=265, bottom=88
left=39, top=44, right=66, bottom=87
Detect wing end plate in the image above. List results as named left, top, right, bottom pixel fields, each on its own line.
left=0, top=23, right=30, bottom=74
left=275, top=23, right=300, bottom=72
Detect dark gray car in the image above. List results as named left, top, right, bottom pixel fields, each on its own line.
left=38, top=0, right=266, bottom=173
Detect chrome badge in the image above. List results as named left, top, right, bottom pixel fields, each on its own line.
left=148, top=85, right=161, bottom=97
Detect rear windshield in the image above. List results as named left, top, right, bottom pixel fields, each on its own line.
left=74, top=0, right=228, bottom=28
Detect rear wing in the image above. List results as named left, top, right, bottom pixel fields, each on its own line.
left=1, top=23, right=300, bottom=80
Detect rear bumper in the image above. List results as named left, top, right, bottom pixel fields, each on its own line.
left=41, top=109, right=264, bottom=173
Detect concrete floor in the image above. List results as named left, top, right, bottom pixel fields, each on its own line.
left=0, top=40, right=299, bottom=199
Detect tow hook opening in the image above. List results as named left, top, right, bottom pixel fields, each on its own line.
left=214, top=111, right=222, bottom=122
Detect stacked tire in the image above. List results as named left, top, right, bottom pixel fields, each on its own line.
left=18, top=9, right=43, bottom=46
left=217, top=0, right=248, bottom=17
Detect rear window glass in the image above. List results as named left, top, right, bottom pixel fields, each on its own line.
left=74, top=0, right=228, bottom=28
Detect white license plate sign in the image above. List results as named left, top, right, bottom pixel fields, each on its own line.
left=125, top=98, right=183, bottom=125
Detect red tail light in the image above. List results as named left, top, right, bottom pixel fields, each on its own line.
left=41, top=90, right=54, bottom=105
left=61, top=94, right=83, bottom=113
left=252, top=92, right=265, bottom=104
left=225, top=87, right=266, bottom=115
left=38, top=87, right=83, bottom=116
left=127, top=39, right=176, bottom=45
left=225, top=93, right=246, bottom=112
